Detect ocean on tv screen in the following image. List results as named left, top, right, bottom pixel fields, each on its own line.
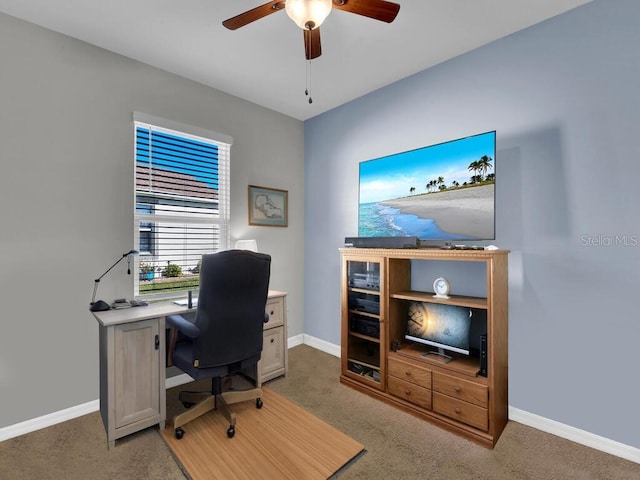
left=358, top=183, right=494, bottom=240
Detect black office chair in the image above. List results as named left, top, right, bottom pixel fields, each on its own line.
left=167, top=250, right=271, bottom=439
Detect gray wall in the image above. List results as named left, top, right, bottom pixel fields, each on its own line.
left=304, top=0, right=640, bottom=448
left=0, top=13, right=304, bottom=428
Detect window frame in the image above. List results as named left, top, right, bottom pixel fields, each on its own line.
left=132, top=112, right=232, bottom=301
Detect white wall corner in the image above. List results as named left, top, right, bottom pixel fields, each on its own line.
left=288, top=333, right=305, bottom=349
left=302, top=334, right=341, bottom=357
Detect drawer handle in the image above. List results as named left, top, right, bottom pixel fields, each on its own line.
left=405, top=389, right=411, bottom=395
left=405, top=370, right=412, bottom=376
left=455, top=407, right=461, bottom=414
left=454, top=386, right=462, bottom=393
left=270, top=338, right=275, bottom=343
left=270, top=310, right=275, bottom=315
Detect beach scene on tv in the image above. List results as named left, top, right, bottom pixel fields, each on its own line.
left=358, top=132, right=495, bottom=241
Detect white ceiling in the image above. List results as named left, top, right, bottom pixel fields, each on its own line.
left=0, top=0, right=591, bottom=121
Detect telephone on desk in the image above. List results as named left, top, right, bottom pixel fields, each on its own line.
left=111, top=298, right=148, bottom=309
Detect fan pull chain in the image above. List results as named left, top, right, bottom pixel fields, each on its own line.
left=306, top=60, right=313, bottom=104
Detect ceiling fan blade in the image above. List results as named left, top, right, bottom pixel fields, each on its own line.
left=332, top=0, right=400, bottom=23
left=222, top=1, right=285, bottom=30
left=303, top=28, right=322, bottom=60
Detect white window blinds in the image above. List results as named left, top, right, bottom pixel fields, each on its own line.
left=133, top=116, right=231, bottom=297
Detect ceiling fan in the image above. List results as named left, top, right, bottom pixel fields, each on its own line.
left=223, top=0, right=401, bottom=60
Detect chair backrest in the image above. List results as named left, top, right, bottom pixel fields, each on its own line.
left=192, top=250, right=271, bottom=369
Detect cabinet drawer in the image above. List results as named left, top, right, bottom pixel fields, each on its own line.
left=265, top=298, right=284, bottom=329
left=388, top=376, right=432, bottom=410
left=388, top=357, right=431, bottom=388
left=260, top=326, right=285, bottom=379
left=433, top=372, right=488, bottom=408
left=433, top=392, right=488, bottom=431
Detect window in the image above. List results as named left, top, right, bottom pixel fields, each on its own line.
left=133, top=113, right=231, bottom=298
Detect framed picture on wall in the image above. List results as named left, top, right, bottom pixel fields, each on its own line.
left=248, top=185, right=288, bottom=227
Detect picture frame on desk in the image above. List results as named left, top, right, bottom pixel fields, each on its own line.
left=248, top=185, right=288, bottom=227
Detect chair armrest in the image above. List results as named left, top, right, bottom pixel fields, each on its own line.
left=167, top=314, right=200, bottom=339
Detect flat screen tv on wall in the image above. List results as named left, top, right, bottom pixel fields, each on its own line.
left=358, top=131, right=496, bottom=243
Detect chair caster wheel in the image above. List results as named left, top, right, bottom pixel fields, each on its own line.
left=256, top=398, right=263, bottom=409
left=227, top=426, right=235, bottom=438
left=175, top=427, right=185, bottom=439
left=182, top=401, right=194, bottom=409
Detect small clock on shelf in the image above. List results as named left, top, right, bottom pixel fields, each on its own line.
left=433, top=277, right=451, bottom=299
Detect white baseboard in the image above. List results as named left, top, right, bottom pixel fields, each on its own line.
left=300, top=333, right=341, bottom=357
left=0, top=399, right=99, bottom=442
left=288, top=333, right=304, bottom=349
left=509, top=407, right=640, bottom=464
left=2, top=337, right=639, bottom=466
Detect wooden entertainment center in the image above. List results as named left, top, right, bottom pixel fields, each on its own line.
left=340, top=247, right=509, bottom=447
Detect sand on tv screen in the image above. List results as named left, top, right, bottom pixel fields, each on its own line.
left=358, top=131, right=496, bottom=241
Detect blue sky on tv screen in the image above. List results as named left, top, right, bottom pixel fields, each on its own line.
left=359, top=131, right=495, bottom=204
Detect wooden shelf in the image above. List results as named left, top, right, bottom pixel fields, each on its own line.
left=391, top=344, right=485, bottom=381
left=348, top=331, right=380, bottom=344
left=348, top=287, right=380, bottom=296
left=391, top=290, right=487, bottom=309
left=348, top=309, right=379, bottom=319
left=347, top=357, right=380, bottom=371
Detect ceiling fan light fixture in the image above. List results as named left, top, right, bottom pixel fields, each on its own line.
left=285, top=0, right=332, bottom=30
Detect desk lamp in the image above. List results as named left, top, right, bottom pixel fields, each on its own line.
left=235, top=239, right=258, bottom=252
left=90, top=250, right=139, bottom=312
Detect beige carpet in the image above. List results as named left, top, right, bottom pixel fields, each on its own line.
left=2, top=345, right=640, bottom=480
left=160, top=387, right=364, bottom=479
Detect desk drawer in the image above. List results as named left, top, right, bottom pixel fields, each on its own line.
left=260, top=326, right=285, bottom=380
left=388, top=376, right=432, bottom=409
left=265, top=298, right=284, bottom=329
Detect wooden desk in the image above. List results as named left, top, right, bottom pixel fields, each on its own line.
left=93, top=290, right=287, bottom=448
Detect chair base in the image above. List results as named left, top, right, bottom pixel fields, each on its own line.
left=173, top=385, right=262, bottom=438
